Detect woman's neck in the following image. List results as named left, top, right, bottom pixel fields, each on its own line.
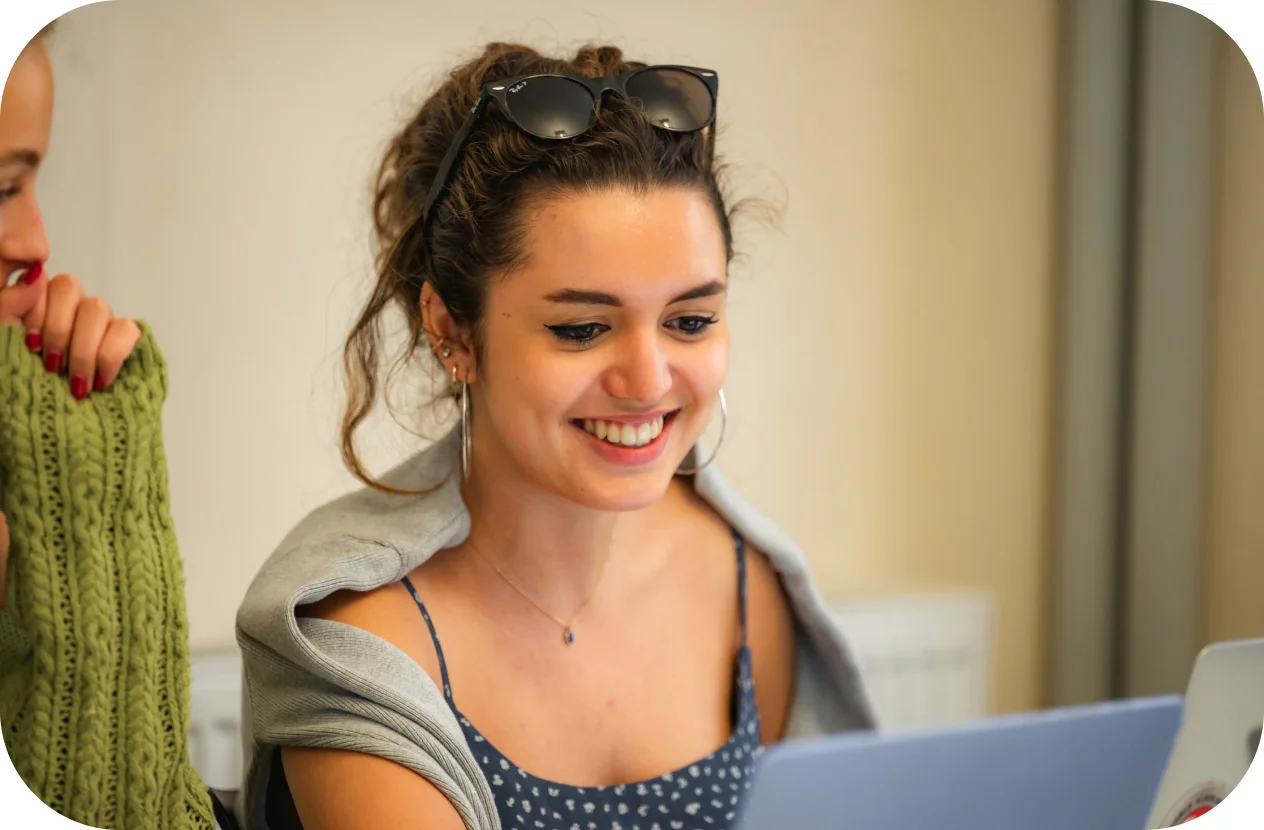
left=456, top=450, right=663, bottom=612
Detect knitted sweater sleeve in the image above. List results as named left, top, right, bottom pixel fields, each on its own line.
left=0, top=323, right=214, bottom=830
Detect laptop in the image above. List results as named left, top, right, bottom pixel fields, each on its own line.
left=735, top=696, right=1183, bottom=830
left=1145, top=638, right=1264, bottom=828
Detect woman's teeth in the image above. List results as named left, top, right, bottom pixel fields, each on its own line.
left=582, top=416, right=664, bottom=448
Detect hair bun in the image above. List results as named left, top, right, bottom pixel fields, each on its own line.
left=571, top=45, right=628, bottom=77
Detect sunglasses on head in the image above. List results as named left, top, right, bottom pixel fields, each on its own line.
left=420, top=65, right=720, bottom=242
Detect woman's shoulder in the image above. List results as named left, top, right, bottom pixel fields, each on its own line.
left=670, top=476, right=798, bottom=739
left=683, top=466, right=879, bottom=733
left=233, top=444, right=485, bottom=829
left=681, top=465, right=813, bottom=581
left=232, top=463, right=459, bottom=726
left=299, top=577, right=438, bottom=681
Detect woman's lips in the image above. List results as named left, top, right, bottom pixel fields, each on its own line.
left=572, top=411, right=679, bottom=466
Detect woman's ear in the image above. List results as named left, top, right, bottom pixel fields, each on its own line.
left=420, top=284, right=478, bottom=384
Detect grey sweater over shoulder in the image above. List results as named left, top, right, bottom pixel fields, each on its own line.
left=234, top=428, right=876, bottom=830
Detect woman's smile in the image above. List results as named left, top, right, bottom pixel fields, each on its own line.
left=571, top=409, right=682, bottom=465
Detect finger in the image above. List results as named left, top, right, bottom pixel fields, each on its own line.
left=0, top=266, right=47, bottom=327
left=94, top=317, right=142, bottom=390
left=40, top=273, right=84, bottom=374
left=21, top=285, right=48, bottom=352
left=68, top=296, right=112, bottom=399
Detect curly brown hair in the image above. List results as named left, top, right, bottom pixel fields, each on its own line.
left=342, top=42, right=740, bottom=494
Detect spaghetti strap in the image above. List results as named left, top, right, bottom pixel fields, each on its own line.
left=732, top=528, right=749, bottom=648
left=401, top=576, right=454, bottom=703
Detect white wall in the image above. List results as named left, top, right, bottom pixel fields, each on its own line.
left=39, top=0, right=1059, bottom=714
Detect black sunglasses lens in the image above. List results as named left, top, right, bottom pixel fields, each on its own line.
left=624, top=68, right=713, bottom=132
left=502, top=76, right=596, bottom=139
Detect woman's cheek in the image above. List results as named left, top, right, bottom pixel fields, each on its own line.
left=693, top=334, right=730, bottom=392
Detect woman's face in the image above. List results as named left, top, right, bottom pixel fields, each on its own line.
left=468, top=186, right=729, bottom=512
left=0, top=40, right=53, bottom=282
left=0, top=40, right=53, bottom=607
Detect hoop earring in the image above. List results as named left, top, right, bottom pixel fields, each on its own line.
left=676, top=389, right=727, bottom=475
left=453, top=364, right=470, bottom=480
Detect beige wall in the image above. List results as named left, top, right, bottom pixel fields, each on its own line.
left=39, top=0, right=1059, bottom=714
left=1203, top=31, right=1264, bottom=645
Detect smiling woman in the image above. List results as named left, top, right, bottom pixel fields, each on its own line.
left=0, top=31, right=53, bottom=271
left=236, top=42, right=874, bottom=830
left=0, top=21, right=228, bottom=830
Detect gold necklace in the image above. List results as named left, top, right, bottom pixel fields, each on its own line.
left=468, top=541, right=614, bottom=646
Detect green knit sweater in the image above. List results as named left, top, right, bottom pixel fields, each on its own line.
left=0, top=323, right=214, bottom=829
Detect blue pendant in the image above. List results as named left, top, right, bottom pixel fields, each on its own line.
left=563, top=628, right=575, bottom=645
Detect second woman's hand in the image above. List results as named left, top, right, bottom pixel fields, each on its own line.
left=1, top=267, right=141, bottom=399
left=1, top=267, right=143, bottom=609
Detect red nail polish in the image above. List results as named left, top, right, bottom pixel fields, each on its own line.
left=45, top=351, right=63, bottom=374
left=25, top=330, right=41, bottom=351
left=70, top=376, right=88, bottom=400
left=21, top=261, right=43, bottom=286
left=94, top=374, right=105, bottom=392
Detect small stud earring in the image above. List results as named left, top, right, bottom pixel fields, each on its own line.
left=437, top=338, right=452, bottom=359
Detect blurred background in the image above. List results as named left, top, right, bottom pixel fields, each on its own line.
left=30, top=0, right=1262, bottom=788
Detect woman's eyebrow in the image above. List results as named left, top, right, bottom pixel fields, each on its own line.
left=0, top=149, right=40, bottom=170
left=668, top=279, right=726, bottom=303
left=543, top=279, right=727, bottom=307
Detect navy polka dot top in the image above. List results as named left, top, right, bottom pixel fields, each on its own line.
left=401, top=528, right=764, bottom=830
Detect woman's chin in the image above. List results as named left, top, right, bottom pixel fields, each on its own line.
left=565, top=466, right=681, bottom=514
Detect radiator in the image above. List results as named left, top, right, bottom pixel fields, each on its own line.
left=188, top=652, right=244, bottom=793
left=830, top=590, right=994, bottom=730
left=187, top=591, right=994, bottom=788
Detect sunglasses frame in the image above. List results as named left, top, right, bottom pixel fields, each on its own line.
left=420, top=65, right=719, bottom=243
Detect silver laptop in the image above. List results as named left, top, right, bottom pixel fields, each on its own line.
left=736, top=696, right=1183, bottom=830
left=1146, top=638, right=1264, bottom=828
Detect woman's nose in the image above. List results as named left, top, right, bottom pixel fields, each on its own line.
left=604, top=332, right=673, bottom=406
left=0, top=190, right=50, bottom=269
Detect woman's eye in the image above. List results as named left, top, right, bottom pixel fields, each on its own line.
left=667, top=315, right=717, bottom=336
left=546, top=316, right=716, bottom=345
left=0, top=186, right=20, bottom=205
left=547, top=323, right=608, bottom=344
